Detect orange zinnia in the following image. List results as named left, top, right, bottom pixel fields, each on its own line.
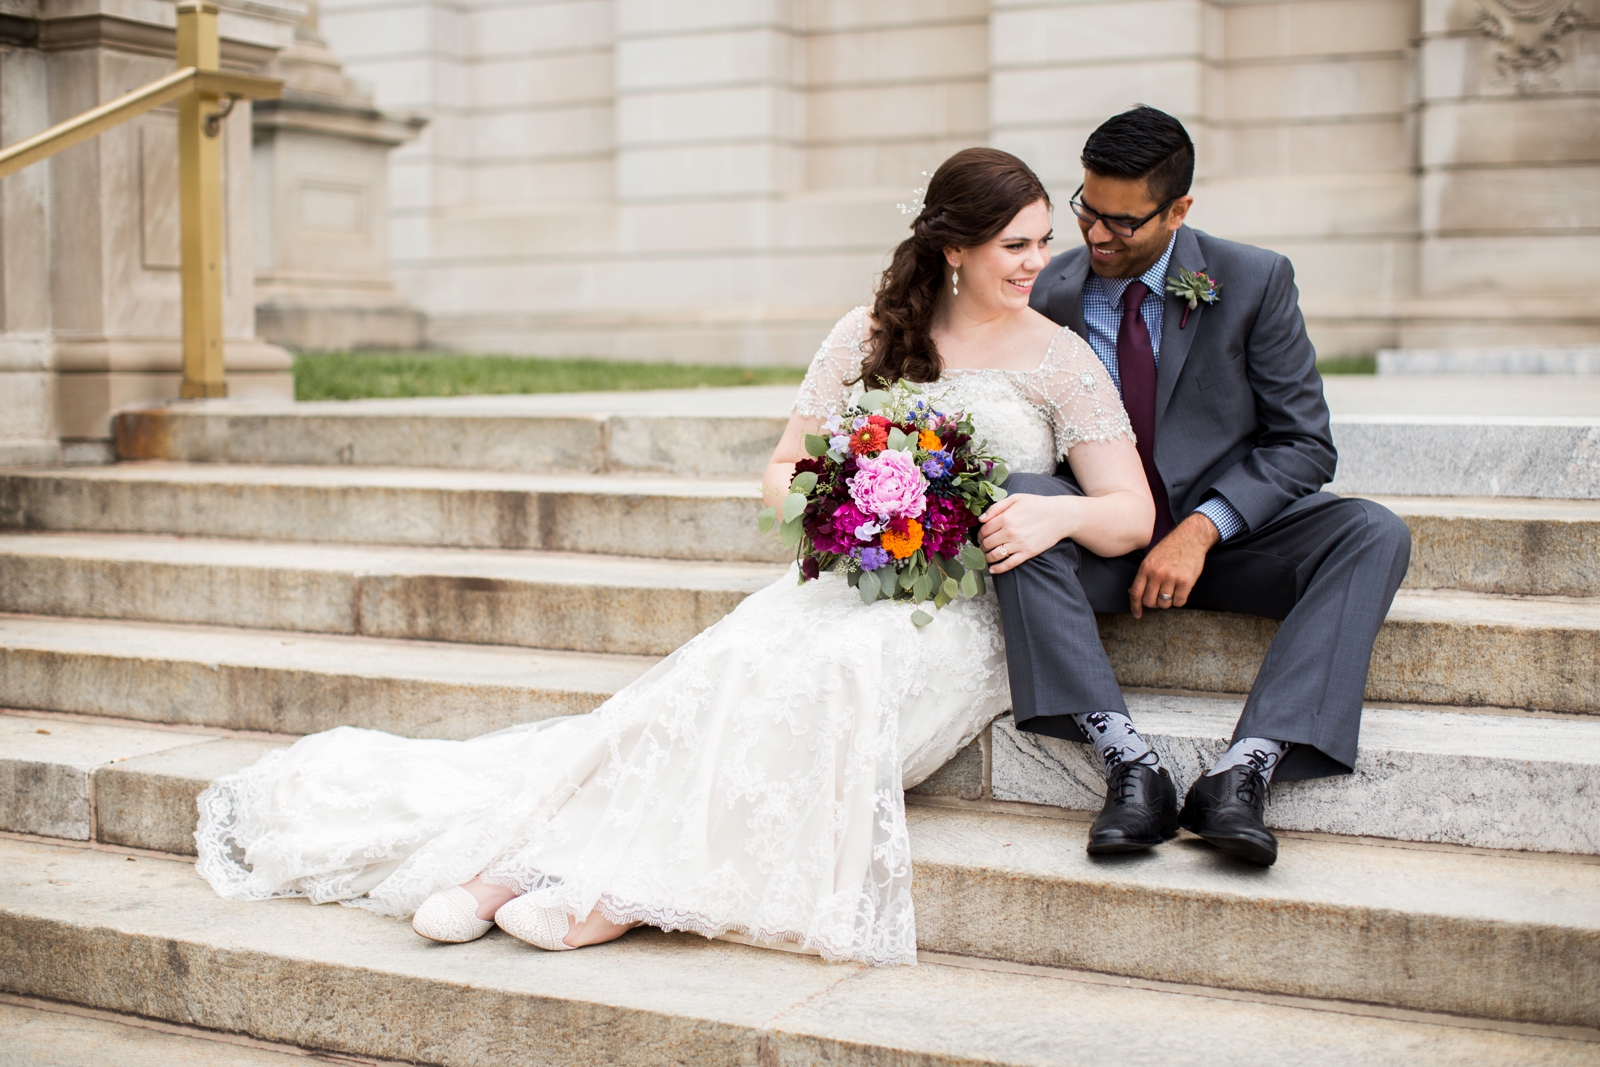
left=918, top=429, right=942, bottom=451
left=880, top=518, right=923, bottom=559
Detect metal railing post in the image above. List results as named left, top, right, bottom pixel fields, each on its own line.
left=176, top=0, right=227, bottom=399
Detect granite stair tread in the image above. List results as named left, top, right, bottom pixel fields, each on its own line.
left=6, top=687, right=1599, bottom=860
left=0, top=462, right=782, bottom=562
left=0, top=613, right=655, bottom=737
left=0, top=1001, right=324, bottom=1067
left=0, top=532, right=784, bottom=654
left=2, top=828, right=1597, bottom=1043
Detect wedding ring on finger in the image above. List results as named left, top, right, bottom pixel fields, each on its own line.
left=1157, top=592, right=1174, bottom=602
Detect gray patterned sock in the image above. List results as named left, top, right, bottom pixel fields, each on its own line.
left=1073, top=711, right=1161, bottom=779
left=1208, top=737, right=1290, bottom=784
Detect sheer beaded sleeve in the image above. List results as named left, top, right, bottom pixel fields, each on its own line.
left=793, top=306, right=869, bottom=419
left=1023, top=328, right=1135, bottom=459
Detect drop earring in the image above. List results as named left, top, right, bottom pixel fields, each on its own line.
left=952, top=270, right=959, bottom=296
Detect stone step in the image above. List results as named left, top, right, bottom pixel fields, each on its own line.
left=113, top=390, right=795, bottom=477
left=988, top=695, right=1600, bottom=855
left=7, top=659, right=1599, bottom=858
left=1327, top=417, right=1600, bottom=501
left=0, top=533, right=783, bottom=657
left=0, top=615, right=655, bottom=738
left=1101, top=588, right=1600, bottom=715
left=2, top=833, right=1596, bottom=1042
left=0, top=463, right=786, bottom=563
left=5, top=463, right=1598, bottom=594
left=0, top=1000, right=320, bottom=1067
left=109, top=387, right=1600, bottom=500
left=1378, top=495, right=1600, bottom=597
left=0, top=535, right=1592, bottom=713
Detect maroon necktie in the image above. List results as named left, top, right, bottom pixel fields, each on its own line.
left=1116, top=280, right=1173, bottom=545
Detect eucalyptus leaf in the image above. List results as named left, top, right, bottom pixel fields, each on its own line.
left=859, top=568, right=881, bottom=604
left=781, top=492, right=808, bottom=523
left=959, top=570, right=978, bottom=598
left=898, top=566, right=918, bottom=591
left=989, top=485, right=1009, bottom=502
left=847, top=568, right=862, bottom=588
left=989, top=463, right=1010, bottom=485
left=886, top=427, right=910, bottom=452
left=971, top=570, right=986, bottom=596
left=933, top=587, right=951, bottom=609
left=943, top=557, right=965, bottom=582
left=757, top=507, right=777, bottom=535
left=911, top=609, right=934, bottom=627
left=858, top=389, right=890, bottom=413
left=913, top=575, right=932, bottom=601
left=803, top=433, right=829, bottom=457
left=779, top=515, right=804, bottom=548
left=789, top=471, right=818, bottom=495
left=941, top=577, right=959, bottom=600
left=958, top=543, right=987, bottom=571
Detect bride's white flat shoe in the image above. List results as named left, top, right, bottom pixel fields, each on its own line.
left=412, top=886, right=495, bottom=943
left=494, top=893, right=575, bottom=951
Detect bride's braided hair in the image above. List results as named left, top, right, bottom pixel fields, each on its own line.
left=860, top=148, right=1050, bottom=386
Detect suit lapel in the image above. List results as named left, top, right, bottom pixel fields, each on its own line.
left=1155, top=226, right=1205, bottom=421
left=1046, top=250, right=1091, bottom=339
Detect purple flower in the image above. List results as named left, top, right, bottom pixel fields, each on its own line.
left=920, top=451, right=954, bottom=481
left=799, top=556, right=821, bottom=581
left=848, top=449, right=927, bottom=520
left=856, top=546, right=891, bottom=571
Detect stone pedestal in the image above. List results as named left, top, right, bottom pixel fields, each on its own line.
left=0, top=0, right=300, bottom=464
left=251, top=0, right=425, bottom=351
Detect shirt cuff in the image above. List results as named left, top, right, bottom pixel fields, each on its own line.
left=1195, top=496, right=1246, bottom=542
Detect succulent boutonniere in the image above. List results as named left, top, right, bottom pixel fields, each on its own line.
left=1166, top=267, right=1220, bottom=329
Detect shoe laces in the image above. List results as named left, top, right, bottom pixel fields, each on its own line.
left=1234, top=766, right=1267, bottom=807
left=1109, top=762, right=1144, bottom=805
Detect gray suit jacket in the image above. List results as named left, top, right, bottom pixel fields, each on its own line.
left=1030, top=225, right=1336, bottom=533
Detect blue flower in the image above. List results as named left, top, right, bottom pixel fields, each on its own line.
left=856, top=546, right=891, bottom=571
left=921, top=451, right=954, bottom=481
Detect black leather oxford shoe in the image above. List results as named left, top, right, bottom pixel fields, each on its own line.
left=1178, top=765, right=1278, bottom=866
left=1086, top=762, right=1179, bottom=854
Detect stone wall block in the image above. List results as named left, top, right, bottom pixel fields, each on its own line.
left=1221, top=0, right=1417, bottom=61
left=1422, top=98, right=1600, bottom=167
left=991, top=0, right=1203, bottom=65
left=807, top=21, right=989, bottom=82
left=1219, top=56, right=1410, bottom=121
left=1422, top=166, right=1600, bottom=233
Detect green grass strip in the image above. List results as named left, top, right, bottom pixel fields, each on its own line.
left=293, top=350, right=808, bottom=402
left=1316, top=354, right=1376, bottom=375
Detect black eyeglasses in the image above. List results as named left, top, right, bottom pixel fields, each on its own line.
left=1068, top=184, right=1174, bottom=239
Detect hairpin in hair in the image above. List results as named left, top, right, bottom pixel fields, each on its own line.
left=897, top=172, right=929, bottom=216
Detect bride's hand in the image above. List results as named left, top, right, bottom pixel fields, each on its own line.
left=978, top=494, right=1076, bottom=574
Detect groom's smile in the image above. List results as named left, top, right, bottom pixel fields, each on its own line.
left=1074, top=172, right=1191, bottom=280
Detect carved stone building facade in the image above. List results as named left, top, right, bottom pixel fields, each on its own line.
left=315, top=0, right=1599, bottom=363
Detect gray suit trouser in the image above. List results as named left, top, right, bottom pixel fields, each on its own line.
left=993, top=475, right=1412, bottom=782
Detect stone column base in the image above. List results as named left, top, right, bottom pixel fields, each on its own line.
left=256, top=302, right=426, bottom=351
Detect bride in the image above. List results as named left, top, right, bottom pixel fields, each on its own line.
left=195, top=148, right=1154, bottom=966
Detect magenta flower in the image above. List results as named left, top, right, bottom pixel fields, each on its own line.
left=848, top=450, right=927, bottom=520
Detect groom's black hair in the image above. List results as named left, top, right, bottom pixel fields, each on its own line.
left=1081, top=105, right=1194, bottom=205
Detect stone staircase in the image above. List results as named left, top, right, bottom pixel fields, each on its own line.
left=1, top=387, right=1598, bottom=1065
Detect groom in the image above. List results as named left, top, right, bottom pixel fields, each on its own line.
left=988, top=106, right=1411, bottom=866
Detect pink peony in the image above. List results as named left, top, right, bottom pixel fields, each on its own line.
left=848, top=449, right=927, bottom=520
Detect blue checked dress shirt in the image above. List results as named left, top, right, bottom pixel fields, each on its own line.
left=1081, top=232, right=1246, bottom=542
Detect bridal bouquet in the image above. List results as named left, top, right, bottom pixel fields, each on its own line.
left=759, top=380, right=1009, bottom=626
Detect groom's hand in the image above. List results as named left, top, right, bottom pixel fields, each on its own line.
left=1128, top=513, right=1220, bottom=618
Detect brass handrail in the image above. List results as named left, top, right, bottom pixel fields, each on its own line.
left=0, top=1, right=281, bottom=398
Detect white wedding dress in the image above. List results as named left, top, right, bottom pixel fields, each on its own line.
left=195, top=308, right=1132, bottom=966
